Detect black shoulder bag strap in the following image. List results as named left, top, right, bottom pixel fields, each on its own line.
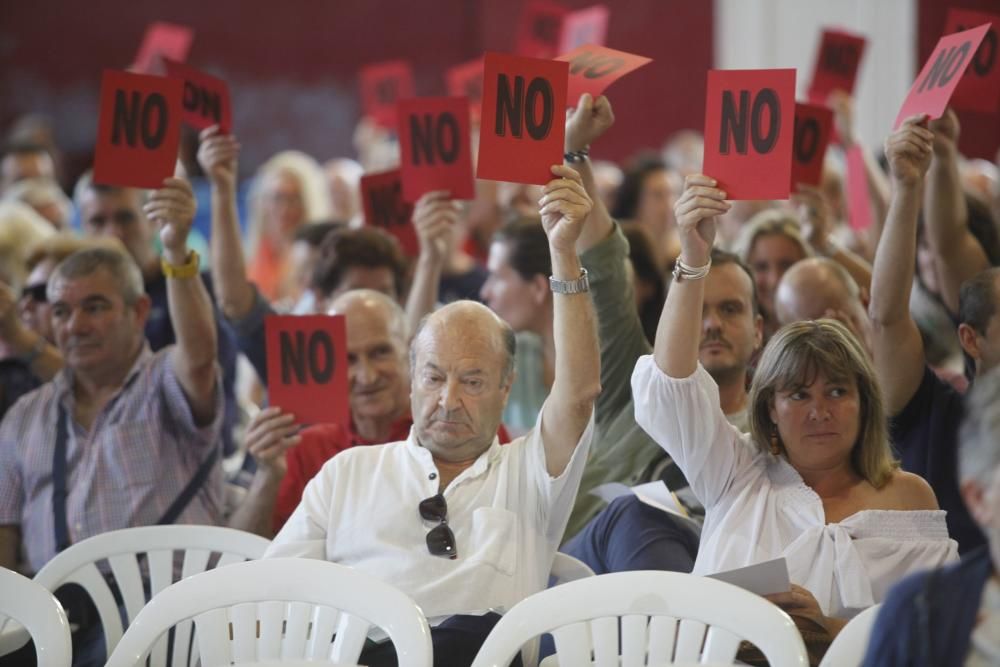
left=52, top=403, right=71, bottom=553
left=52, top=404, right=220, bottom=552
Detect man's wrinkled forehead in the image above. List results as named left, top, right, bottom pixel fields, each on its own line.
left=414, top=322, right=504, bottom=372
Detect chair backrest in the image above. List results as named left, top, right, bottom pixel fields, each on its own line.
left=105, top=558, right=433, bottom=667
left=818, top=604, right=881, bottom=667
left=549, top=552, right=596, bottom=585
left=0, top=567, right=72, bottom=667
left=32, top=524, right=269, bottom=667
left=471, top=570, right=809, bottom=667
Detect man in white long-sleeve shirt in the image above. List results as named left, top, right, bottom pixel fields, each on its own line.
left=264, top=165, right=601, bottom=667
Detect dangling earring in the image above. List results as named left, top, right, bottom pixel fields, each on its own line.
left=769, top=425, right=781, bottom=456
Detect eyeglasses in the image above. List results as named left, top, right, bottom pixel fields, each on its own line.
left=419, top=493, right=457, bottom=559
left=21, top=283, right=47, bottom=304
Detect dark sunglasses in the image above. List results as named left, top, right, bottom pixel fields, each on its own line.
left=419, top=493, right=457, bottom=559
left=21, top=283, right=47, bottom=304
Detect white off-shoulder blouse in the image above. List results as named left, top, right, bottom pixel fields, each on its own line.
left=631, top=356, right=959, bottom=618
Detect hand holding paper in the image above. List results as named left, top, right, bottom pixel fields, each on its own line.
left=197, top=125, right=240, bottom=191
left=927, top=107, right=960, bottom=155
left=539, top=165, right=593, bottom=253
left=884, top=116, right=934, bottom=187
left=245, top=406, right=302, bottom=480
left=413, top=190, right=460, bottom=262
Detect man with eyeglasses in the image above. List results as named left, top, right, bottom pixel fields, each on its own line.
left=265, top=165, right=600, bottom=667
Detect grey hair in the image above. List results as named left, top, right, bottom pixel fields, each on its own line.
left=410, top=310, right=517, bottom=386
left=48, top=246, right=145, bottom=305
left=959, top=366, right=1000, bottom=486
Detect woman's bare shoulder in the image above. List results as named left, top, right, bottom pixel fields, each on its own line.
left=878, top=470, right=939, bottom=511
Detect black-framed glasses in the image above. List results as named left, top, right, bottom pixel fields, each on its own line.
left=21, top=283, right=47, bottom=304
left=419, top=493, right=457, bottom=559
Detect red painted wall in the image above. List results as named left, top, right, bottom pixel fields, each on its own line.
left=918, top=0, right=1000, bottom=161
left=0, top=0, right=713, bottom=182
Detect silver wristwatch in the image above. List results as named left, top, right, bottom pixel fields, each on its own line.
left=549, top=268, right=590, bottom=294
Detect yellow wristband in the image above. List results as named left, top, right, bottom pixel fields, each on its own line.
left=161, top=250, right=200, bottom=279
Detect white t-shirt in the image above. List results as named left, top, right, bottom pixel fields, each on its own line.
left=632, top=356, right=959, bottom=618
left=265, top=405, right=594, bottom=623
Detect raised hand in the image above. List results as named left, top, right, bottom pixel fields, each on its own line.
left=673, top=174, right=730, bottom=267
left=412, top=190, right=460, bottom=262
left=539, top=165, right=593, bottom=253
left=565, top=93, right=615, bottom=153
left=828, top=90, right=856, bottom=148
left=927, top=107, right=959, bottom=155
left=791, top=184, right=833, bottom=254
left=885, top=116, right=933, bottom=187
left=245, top=407, right=302, bottom=479
left=144, top=177, right=197, bottom=264
left=197, top=125, right=240, bottom=191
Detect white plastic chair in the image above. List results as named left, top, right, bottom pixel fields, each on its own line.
left=105, top=558, right=433, bottom=667
left=549, top=552, right=596, bottom=585
left=0, top=567, right=72, bottom=666
left=472, top=571, right=809, bottom=667
left=818, top=604, right=881, bottom=667
left=26, top=525, right=269, bottom=666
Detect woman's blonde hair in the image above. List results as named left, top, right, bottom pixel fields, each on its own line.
left=246, top=151, right=331, bottom=260
left=747, top=319, right=897, bottom=488
left=736, top=209, right=814, bottom=264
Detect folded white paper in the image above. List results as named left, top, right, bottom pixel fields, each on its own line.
left=707, top=557, right=791, bottom=596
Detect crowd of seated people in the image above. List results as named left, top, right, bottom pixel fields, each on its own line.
left=0, top=74, right=998, bottom=667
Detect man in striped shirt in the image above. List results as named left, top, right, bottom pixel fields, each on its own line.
left=0, top=176, right=223, bottom=576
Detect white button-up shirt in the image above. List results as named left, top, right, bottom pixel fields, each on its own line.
left=265, top=405, right=594, bottom=623
left=632, top=356, right=958, bottom=618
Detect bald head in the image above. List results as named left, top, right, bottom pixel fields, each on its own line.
left=776, top=258, right=873, bottom=355
left=329, top=288, right=408, bottom=342
left=412, top=301, right=516, bottom=382
left=776, top=258, right=859, bottom=323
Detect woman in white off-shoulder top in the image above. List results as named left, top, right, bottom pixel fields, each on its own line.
left=632, top=173, right=958, bottom=636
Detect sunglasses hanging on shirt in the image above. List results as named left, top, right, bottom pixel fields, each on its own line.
left=419, top=493, right=458, bottom=559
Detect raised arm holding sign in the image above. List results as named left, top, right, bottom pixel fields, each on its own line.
left=702, top=68, right=796, bottom=200
left=93, top=69, right=183, bottom=189
left=477, top=52, right=568, bottom=185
